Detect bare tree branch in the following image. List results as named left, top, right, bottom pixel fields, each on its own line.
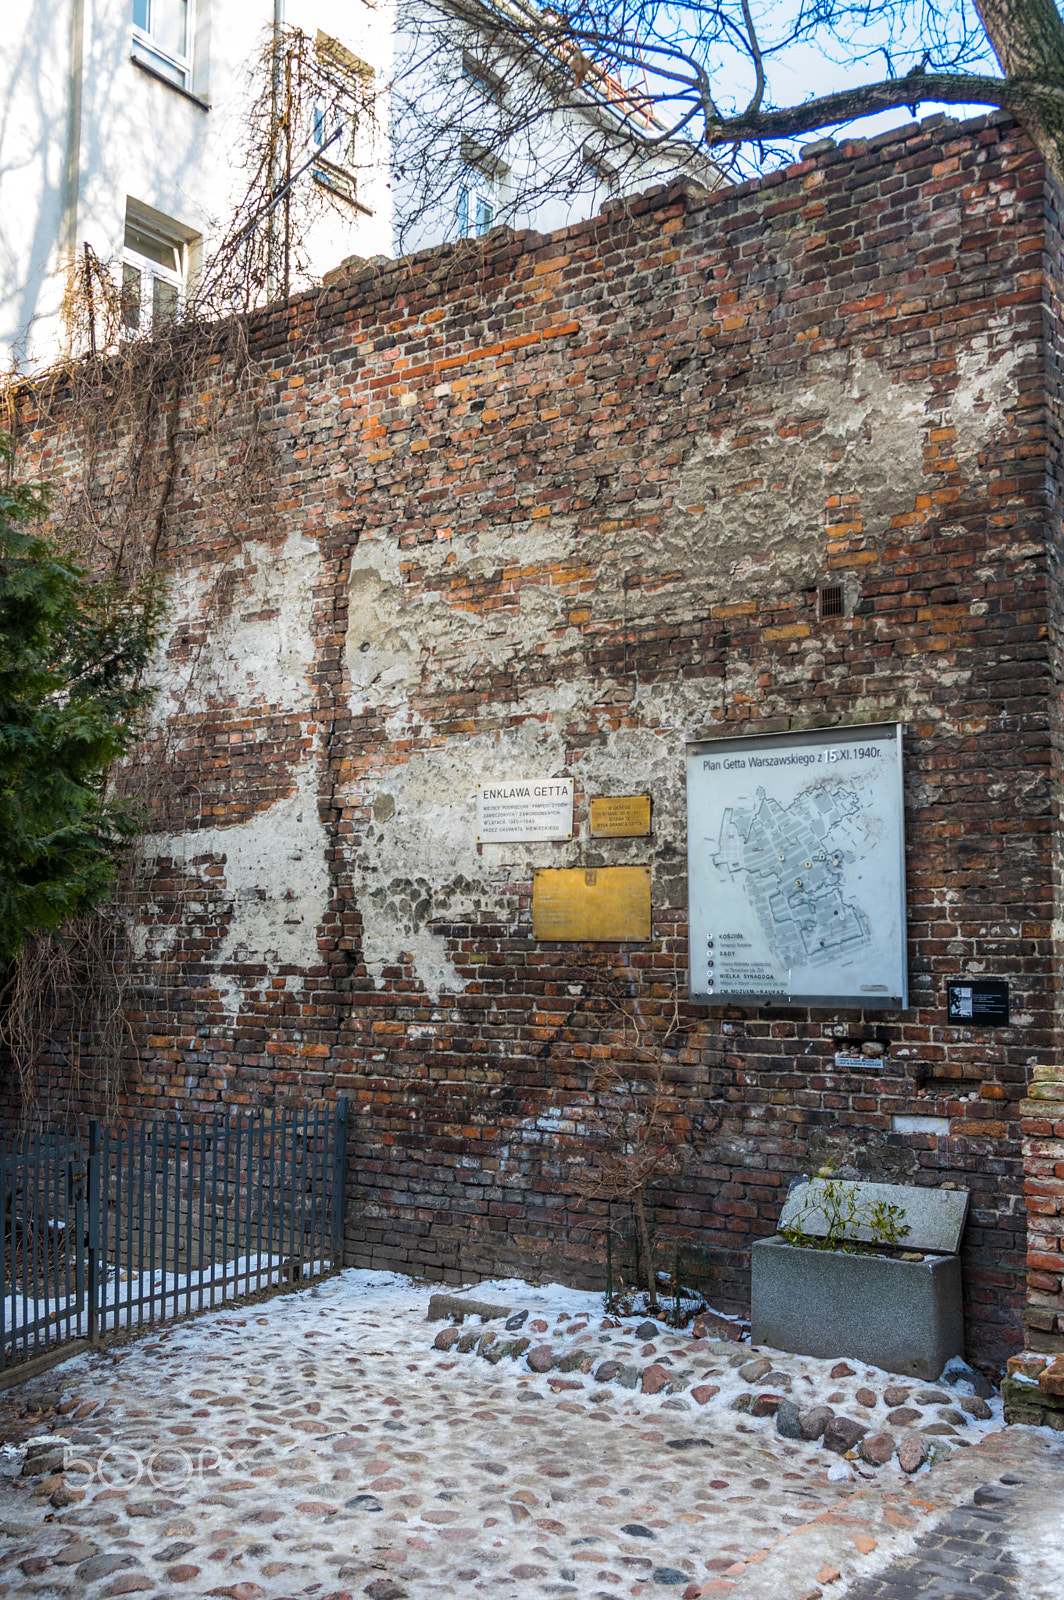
left=739, top=0, right=767, bottom=116
left=391, top=0, right=1064, bottom=232
left=702, top=70, right=1028, bottom=146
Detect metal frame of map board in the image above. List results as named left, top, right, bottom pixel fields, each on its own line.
left=686, top=723, right=908, bottom=1010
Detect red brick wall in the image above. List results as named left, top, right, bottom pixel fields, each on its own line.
left=15, top=112, right=1063, bottom=1372
left=1018, top=155, right=1064, bottom=1361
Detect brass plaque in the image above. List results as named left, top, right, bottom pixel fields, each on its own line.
left=533, top=866, right=651, bottom=942
left=589, top=794, right=651, bottom=838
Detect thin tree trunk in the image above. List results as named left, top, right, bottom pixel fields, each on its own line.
left=633, top=1187, right=657, bottom=1311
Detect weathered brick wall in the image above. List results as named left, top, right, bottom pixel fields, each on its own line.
left=1019, top=1067, right=1064, bottom=1357
left=1006, top=1066, right=1064, bottom=1421
left=14, top=111, right=1063, bottom=1372
left=1032, top=144, right=1064, bottom=1371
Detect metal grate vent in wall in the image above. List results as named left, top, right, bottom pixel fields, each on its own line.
left=819, top=583, right=844, bottom=620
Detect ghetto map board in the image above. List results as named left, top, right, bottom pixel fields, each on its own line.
left=686, top=724, right=907, bottom=1009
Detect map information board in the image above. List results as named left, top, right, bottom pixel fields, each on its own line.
left=686, top=724, right=907, bottom=1009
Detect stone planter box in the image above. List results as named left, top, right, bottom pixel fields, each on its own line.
left=750, top=1179, right=969, bottom=1378
left=751, top=1236, right=963, bottom=1378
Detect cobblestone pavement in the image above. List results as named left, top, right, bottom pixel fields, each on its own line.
left=0, top=1272, right=1060, bottom=1600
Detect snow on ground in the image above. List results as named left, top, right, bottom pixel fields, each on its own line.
left=1009, top=1485, right=1064, bottom=1600
left=0, top=1269, right=1059, bottom=1600
left=3, top=1256, right=328, bottom=1339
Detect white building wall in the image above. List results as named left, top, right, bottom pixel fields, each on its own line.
left=1, top=0, right=393, bottom=374
left=2, top=0, right=707, bottom=374
left=387, top=0, right=711, bottom=258
left=1, top=0, right=80, bottom=371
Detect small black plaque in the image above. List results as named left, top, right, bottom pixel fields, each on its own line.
left=947, top=979, right=1010, bottom=1027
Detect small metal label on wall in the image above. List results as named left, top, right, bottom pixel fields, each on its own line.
left=947, top=980, right=1010, bottom=1027
left=589, top=795, right=651, bottom=837
left=533, top=866, right=651, bottom=942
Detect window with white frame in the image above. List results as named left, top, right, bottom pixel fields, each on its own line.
left=312, top=100, right=355, bottom=197
left=311, top=33, right=373, bottom=209
left=120, top=210, right=187, bottom=335
left=132, top=0, right=192, bottom=89
left=457, top=163, right=501, bottom=239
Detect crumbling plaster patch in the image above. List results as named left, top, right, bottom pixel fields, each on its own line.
left=155, top=523, right=321, bottom=719
left=131, top=751, right=329, bottom=1015
left=352, top=721, right=567, bottom=999
left=646, top=345, right=1020, bottom=618
left=346, top=535, right=421, bottom=703
left=344, top=518, right=580, bottom=712
left=339, top=341, right=1028, bottom=997
left=353, top=715, right=698, bottom=999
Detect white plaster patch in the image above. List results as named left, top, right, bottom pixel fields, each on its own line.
left=353, top=720, right=577, bottom=998
left=346, top=536, right=422, bottom=700
left=892, top=1115, right=951, bottom=1136
left=154, top=525, right=320, bottom=718
left=948, top=334, right=1036, bottom=425
left=647, top=350, right=929, bottom=615
left=346, top=518, right=579, bottom=714
left=351, top=715, right=701, bottom=997
left=126, top=906, right=181, bottom=965
left=634, top=339, right=1023, bottom=627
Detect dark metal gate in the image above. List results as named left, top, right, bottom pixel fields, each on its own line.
left=0, top=1100, right=348, bottom=1371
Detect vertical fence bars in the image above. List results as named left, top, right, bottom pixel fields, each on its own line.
left=0, top=1100, right=347, bottom=1371
left=0, top=1129, right=85, bottom=1370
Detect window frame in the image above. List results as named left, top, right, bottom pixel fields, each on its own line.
left=311, top=33, right=374, bottom=212
left=457, top=162, right=502, bottom=239
left=132, top=0, right=193, bottom=90
left=120, top=211, right=188, bottom=337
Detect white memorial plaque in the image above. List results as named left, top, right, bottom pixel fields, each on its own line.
left=687, top=723, right=907, bottom=1009
left=477, top=779, right=573, bottom=843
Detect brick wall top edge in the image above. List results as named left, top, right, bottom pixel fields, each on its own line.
left=9, top=108, right=1040, bottom=414
left=297, top=111, right=1032, bottom=324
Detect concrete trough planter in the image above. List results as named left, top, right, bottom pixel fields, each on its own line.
left=750, top=1180, right=970, bottom=1379
left=751, top=1237, right=963, bottom=1378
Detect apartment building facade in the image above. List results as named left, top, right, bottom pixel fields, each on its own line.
left=2, top=0, right=701, bottom=373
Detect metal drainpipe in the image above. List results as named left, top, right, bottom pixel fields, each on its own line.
left=60, top=0, right=86, bottom=356
left=266, top=0, right=284, bottom=298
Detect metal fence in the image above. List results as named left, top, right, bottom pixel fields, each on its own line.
left=0, top=1100, right=348, bottom=1371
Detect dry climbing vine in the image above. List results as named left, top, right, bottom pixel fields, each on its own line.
left=0, top=26, right=375, bottom=1126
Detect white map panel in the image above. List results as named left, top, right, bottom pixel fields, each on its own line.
left=686, top=724, right=907, bottom=1009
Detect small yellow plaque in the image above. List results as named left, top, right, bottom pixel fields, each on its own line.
left=533, top=866, right=651, bottom=943
left=588, top=795, right=652, bottom=838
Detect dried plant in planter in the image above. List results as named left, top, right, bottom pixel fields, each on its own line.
left=780, top=1164, right=911, bottom=1255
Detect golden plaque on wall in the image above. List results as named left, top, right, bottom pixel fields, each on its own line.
left=533, top=866, right=651, bottom=942
left=588, top=795, right=652, bottom=837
